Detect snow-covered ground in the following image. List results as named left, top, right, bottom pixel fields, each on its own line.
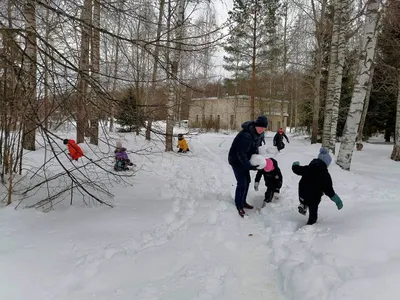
left=1, top=128, right=400, bottom=300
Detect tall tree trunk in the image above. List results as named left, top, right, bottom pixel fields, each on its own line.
left=337, top=0, right=381, bottom=170
left=329, top=0, right=350, bottom=153
left=146, top=0, right=166, bottom=140
left=43, top=0, right=51, bottom=130
left=311, top=0, right=327, bottom=144
left=357, top=65, right=375, bottom=143
left=390, top=71, right=400, bottom=161
left=22, top=0, right=37, bottom=151
left=109, top=0, right=124, bottom=133
left=250, top=2, right=258, bottom=120
left=165, top=0, right=185, bottom=151
left=90, top=0, right=100, bottom=145
left=322, top=0, right=342, bottom=148
left=76, top=0, right=92, bottom=143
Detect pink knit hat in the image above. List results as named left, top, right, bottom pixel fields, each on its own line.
left=264, top=158, right=275, bottom=172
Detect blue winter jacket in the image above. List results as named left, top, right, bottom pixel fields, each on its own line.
left=228, top=121, right=262, bottom=170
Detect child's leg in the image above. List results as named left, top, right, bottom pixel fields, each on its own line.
left=298, top=197, right=307, bottom=215
left=178, top=148, right=183, bottom=153
left=264, top=187, right=274, bottom=203
left=307, top=205, right=319, bottom=225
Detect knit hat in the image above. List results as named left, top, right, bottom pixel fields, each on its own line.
left=63, top=139, right=69, bottom=145
left=254, top=115, right=268, bottom=128
left=318, top=147, right=332, bottom=167
left=264, top=158, right=275, bottom=172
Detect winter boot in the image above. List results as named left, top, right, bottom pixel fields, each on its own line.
left=238, top=209, right=245, bottom=218
left=244, top=202, right=254, bottom=209
left=298, top=204, right=307, bottom=215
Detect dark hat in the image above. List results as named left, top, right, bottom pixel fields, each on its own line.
left=254, top=115, right=268, bottom=128
left=63, top=139, right=69, bottom=145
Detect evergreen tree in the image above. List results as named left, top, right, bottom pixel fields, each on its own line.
left=223, top=0, right=280, bottom=118
left=116, top=89, right=145, bottom=132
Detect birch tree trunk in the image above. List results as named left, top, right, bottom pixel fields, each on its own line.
left=165, top=0, right=185, bottom=151
left=329, top=0, right=350, bottom=153
left=337, top=0, right=381, bottom=170
left=145, top=0, right=165, bottom=140
left=76, top=0, right=92, bottom=143
left=357, top=66, right=375, bottom=143
left=390, top=72, right=400, bottom=161
left=90, top=0, right=100, bottom=145
left=322, top=0, right=342, bottom=148
left=22, top=0, right=37, bottom=151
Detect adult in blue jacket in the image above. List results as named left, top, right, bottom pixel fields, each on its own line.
left=228, top=115, right=268, bottom=217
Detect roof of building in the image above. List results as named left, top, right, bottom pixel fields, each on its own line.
left=191, top=95, right=289, bottom=103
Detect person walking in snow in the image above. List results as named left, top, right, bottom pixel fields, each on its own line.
left=63, top=139, right=83, bottom=161
left=177, top=133, right=189, bottom=153
left=228, top=115, right=268, bottom=217
left=254, top=158, right=283, bottom=204
left=292, top=147, right=343, bottom=225
left=273, top=128, right=289, bottom=152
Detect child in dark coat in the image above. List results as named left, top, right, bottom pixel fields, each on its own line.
left=254, top=158, right=283, bottom=203
left=292, top=147, right=343, bottom=225
left=273, top=128, right=289, bottom=152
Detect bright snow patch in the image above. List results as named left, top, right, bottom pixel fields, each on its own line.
left=1, top=129, right=400, bottom=300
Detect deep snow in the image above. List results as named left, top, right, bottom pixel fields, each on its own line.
left=1, top=128, right=400, bottom=300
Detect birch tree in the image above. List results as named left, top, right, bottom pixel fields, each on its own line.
left=337, top=0, right=381, bottom=170
left=322, top=0, right=351, bottom=152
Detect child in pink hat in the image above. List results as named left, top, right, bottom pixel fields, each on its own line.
left=254, top=158, right=283, bottom=204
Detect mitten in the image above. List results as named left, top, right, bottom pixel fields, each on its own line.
left=292, top=161, right=300, bottom=167
left=330, top=194, right=343, bottom=210
left=254, top=182, right=259, bottom=191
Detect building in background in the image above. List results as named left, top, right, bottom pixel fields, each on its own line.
left=188, top=95, right=289, bottom=131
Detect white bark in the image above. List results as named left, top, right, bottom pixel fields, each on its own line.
left=337, top=0, right=381, bottom=170
left=390, top=72, right=400, bottom=161
left=329, top=0, right=350, bottom=153
left=322, top=0, right=342, bottom=148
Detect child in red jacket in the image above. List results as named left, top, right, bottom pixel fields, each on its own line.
left=63, top=139, right=83, bottom=161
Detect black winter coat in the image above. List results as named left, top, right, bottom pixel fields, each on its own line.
left=228, top=121, right=262, bottom=170
left=255, top=158, right=283, bottom=189
left=273, top=133, right=289, bottom=150
left=292, top=158, right=335, bottom=205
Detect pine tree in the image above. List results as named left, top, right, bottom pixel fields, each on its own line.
left=223, top=0, right=280, bottom=119
left=116, top=89, right=145, bottom=132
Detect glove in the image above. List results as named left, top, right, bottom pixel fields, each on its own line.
left=330, top=194, right=343, bottom=210
left=292, top=161, right=300, bottom=167
left=254, top=182, right=259, bottom=191
left=250, top=165, right=259, bottom=171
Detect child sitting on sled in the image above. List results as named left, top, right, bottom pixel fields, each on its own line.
left=254, top=157, right=283, bottom=204
left=292, top=147, right=343, bottom=225
left=177, top=133, right=189, bottom=153
left=114, top=141, right=134, bottom=171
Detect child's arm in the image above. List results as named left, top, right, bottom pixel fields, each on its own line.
left=276, top=168, right=283, bottom=189
left=292, top=162, right=308, bottom=176
left=283, top=133, right=289, bottom=143
left=322, top=172, right=336, bottom=198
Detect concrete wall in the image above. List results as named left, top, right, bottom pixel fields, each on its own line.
left=189, top=96, right=289, bottom=131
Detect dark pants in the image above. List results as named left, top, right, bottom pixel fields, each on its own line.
left=178, top=148, right=189, bottom=153
left=265, top=182, right=279, bottom=202
left=232, top=167, right=251, bottom=210
left=300, top=197, right=321, bottom=225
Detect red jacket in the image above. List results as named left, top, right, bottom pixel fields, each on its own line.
left=67, top=139, right=83, bottom=160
